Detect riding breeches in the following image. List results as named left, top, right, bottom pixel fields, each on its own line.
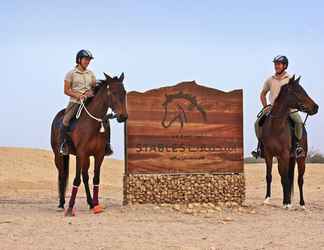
left=62, top=102, right=80, bottom=127
left=289, top=112, right=303, bottom=141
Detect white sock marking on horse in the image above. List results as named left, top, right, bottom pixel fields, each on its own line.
left=283, top=204, right=292, bottom=209
left=263, top=197, right=271, bottom=205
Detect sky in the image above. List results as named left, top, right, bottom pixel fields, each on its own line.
left=0, top=0, right=323, bottom=159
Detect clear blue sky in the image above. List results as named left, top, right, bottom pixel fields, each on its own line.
left=1, top=0, right=323, bottom=159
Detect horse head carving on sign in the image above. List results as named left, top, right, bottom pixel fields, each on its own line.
left=161, top=90, right=207, bottom=131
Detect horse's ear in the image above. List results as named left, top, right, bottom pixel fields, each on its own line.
left=295, top=75, right=301, bottom=85
left=103, top=72, right=112, bottom=81
left=119, top=72, right=125, bottom=82
left=289, top=75, right=295, bottom=85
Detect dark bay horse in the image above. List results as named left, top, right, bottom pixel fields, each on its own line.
left=260, top=75, right=318, bottom=209
left=50, top=73, right=127, bottom=216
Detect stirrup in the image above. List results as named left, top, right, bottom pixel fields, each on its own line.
left=59, top=142, right=69, bottom=155
left=251, top=150, right=261, bottom=159
left=295, top=146, right=305, bottom=159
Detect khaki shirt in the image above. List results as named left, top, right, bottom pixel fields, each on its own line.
left=64, top=67, right=96, bottom=103
left=262, top=72, right=290, bottom=105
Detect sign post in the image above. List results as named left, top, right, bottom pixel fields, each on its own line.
left=123, top=81, right=244, bottom=205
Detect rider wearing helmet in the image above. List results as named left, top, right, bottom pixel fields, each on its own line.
left=59, top=49, right=113, bottom=156
left=252, top=55, right=305, bottom=158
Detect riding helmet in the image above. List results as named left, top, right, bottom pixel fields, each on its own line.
left=76, top=49, right=94, bottom=64
left=273, top=55, right=288, bottom=67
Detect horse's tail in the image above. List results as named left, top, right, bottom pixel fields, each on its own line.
left=288, top=157, right=296, bottom=202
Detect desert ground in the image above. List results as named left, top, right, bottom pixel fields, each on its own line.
left=0, top=147, right=323, bottom=250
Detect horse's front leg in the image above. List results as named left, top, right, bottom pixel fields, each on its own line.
left=278, top=153, right=291, bottom=208
left=92, top=154, right=105, bottom=214
left=65, top=156, right=82, bottom=216
left=297, top=157, right=306, bottom=208
left=81, top=157, right=93, bottom=209
left=264, top=153, right=273, bottom=204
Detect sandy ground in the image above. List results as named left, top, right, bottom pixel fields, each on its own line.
left=0, top=147, right=323, bottom=250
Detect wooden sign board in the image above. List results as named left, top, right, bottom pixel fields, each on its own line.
left=125, top=81, right=243, bottom=174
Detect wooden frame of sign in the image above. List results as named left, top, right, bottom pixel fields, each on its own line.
left=123, top=81, right=244, bottom=205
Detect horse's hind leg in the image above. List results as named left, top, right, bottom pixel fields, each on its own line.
left=92, top=154, right=105, bottom=214
left=278, top=154, right=291, bottom=208
left=264, top=154, right=273, bottom=204
left=55, top=154, right=69, bottom=210
left=81, top=157, right=94, bottom=209
left=288, top=157, right=296, bottom=205
left=297, top=157, right=306, bottom=208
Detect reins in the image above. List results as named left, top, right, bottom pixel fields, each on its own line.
left=76, top=93, right=117, bottom=133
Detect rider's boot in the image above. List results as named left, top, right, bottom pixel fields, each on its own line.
left=59, top=124, right=69, bottom=155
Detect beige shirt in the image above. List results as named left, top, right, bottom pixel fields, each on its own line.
left=262, top=72, right=290, bottom=105
left=64, top=67, right=96, bottom=103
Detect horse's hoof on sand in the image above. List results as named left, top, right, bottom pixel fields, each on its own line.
left=56, top=207, right=65, bottom=212
left=283, top=204, right=292, bottom=209
left=263, top=198, right=271, bottom=205
left=92, top=205, right=104, bottom=214
left=300, top=205, right=306, bottom=210
left=64, top=208, right=76, bottom=217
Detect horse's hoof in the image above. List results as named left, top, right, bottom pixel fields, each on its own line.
left=300, top=205, right=306, bottom=210
left=283, top=204, right=292, bottom=209
left=92, top=205, right=104, bottom=214
left=56, top=207, right=65, bottom=212
left=263, top=197, right=271, bottom=205
left=64, top=208, right=76, bottom=217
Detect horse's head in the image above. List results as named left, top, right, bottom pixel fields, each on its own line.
left=284, top=75, right=319, bottom=115
left=103, top=72, right=128, bottom=123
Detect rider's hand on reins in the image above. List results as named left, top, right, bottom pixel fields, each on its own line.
left=263, top=105, right=272, bottom=113
left=84, top=90, right=94, bottom=98
left=79, top=94, right=86, bottom=102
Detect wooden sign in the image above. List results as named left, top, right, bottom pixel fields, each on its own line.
left=125, top=81, right=243, bottom=174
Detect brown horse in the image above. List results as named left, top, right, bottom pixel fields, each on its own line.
left=260, top=75, right=318, bottom=209
left=50, top=72, right=127, bottom=216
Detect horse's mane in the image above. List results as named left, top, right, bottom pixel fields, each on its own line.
left=275, top=83, right=289, bottom=105
left=83, top=77, right=120, bottom=106
left=83, top=80, right=107, bottom=106
left=163, top=91, right=207, bottom=121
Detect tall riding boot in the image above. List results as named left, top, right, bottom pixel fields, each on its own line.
left=59, top=125, right=69, bottom=155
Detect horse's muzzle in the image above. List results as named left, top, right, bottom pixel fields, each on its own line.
left=311, top=104, right=319, bottom=115
left=301, top=103, right=319, bottom=116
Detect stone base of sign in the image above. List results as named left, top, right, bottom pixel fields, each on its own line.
left=123, top=173, right=245, bottom=205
